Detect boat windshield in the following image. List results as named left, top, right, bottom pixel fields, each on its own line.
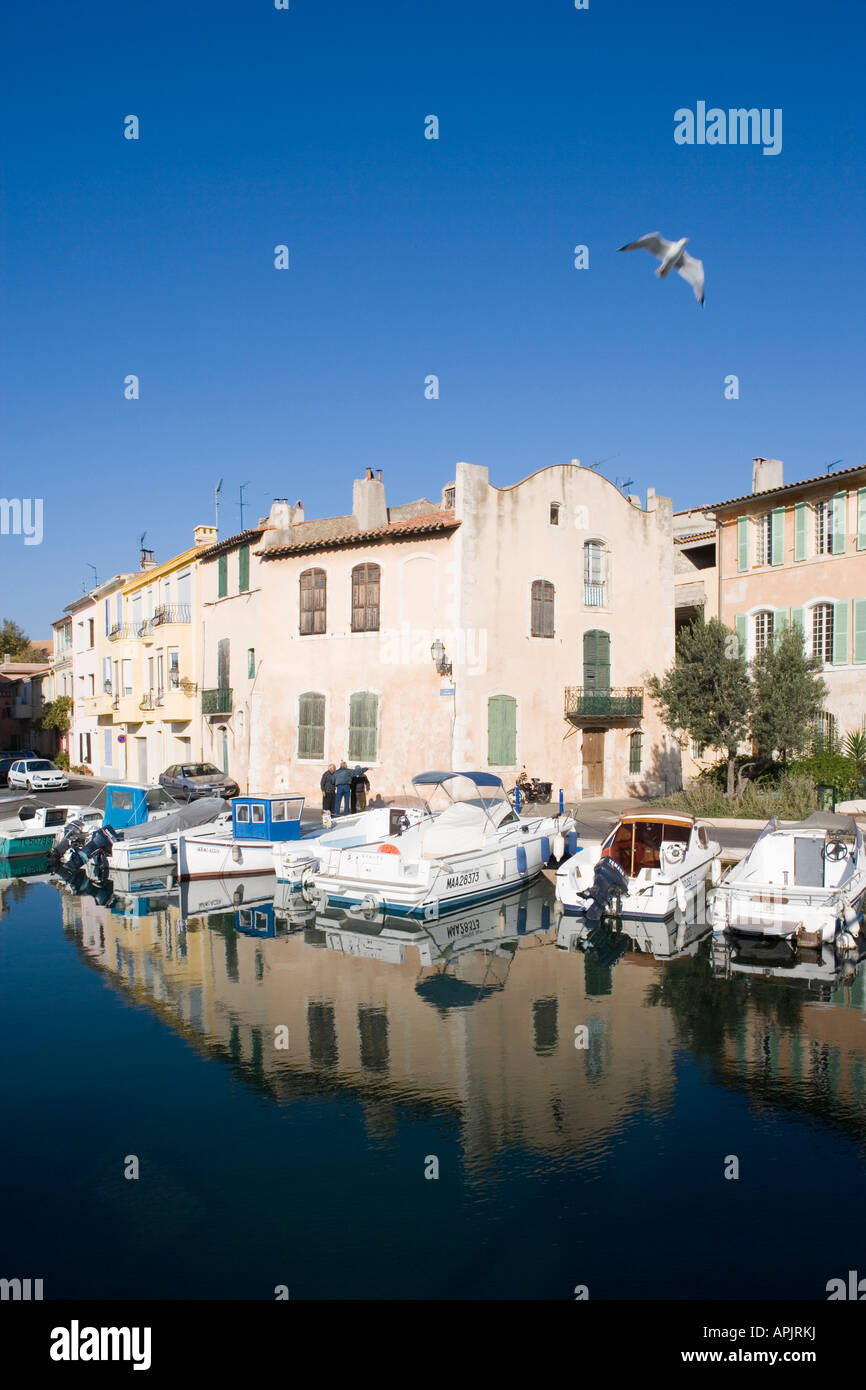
left=603, top=820, right=690, bottom=876
left=146, top=786, right=178, bottom=811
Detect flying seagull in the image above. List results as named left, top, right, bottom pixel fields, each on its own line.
left=618, top=232, right=705, bottom=306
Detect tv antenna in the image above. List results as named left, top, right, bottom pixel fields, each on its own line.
left=825, top=459, right=843, bottom=474
left=587, top=453, right=620, bottom=473
left=215, top=478, right=224, bottom=537
left=238, top=481, right=251, bottom=530
left=616, top=476, right=635, bottom=495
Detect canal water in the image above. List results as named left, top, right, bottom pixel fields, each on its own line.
left=3, top=870, right=866, bottom=1301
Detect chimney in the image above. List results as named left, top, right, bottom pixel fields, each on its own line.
left=752, top=457, right=784, bottom=493
left=140, top=547, right=156, bottom=570
left=353, top=469, right=388, bottom=532
left=194, top=524, right=218, bottom=548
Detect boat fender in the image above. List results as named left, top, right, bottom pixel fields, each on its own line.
left=552, top=832, right=565, bottom=862
left=541, top=836, right=550, bottom=864
left=517, top=846, right=528, bottom=875
left=837, top=930, right=858, bottom=952
left=377, top=843, right=400, bottom=854
left=675, top=881, right=687, bottom=914
left=567, top=830, right=578, bottom=856
left=497, top=855, right=506, bottom=878
left=232, top=843, right=243, bottom=863
left=710, top=858, right=722, bottom=886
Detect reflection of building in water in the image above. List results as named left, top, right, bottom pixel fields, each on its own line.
left=703, top=936, right=866, bottom=1128
left=58, top=884, right=681, bottom=1161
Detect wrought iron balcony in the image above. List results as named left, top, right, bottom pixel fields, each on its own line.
left=583, top=583, right=605, bottom=607
left=108, top=623, right=136, bottom=641
left=564, top=686, right=643, bottom=720
left=151, top=604, right=191, bottom=627
left=202, top=687, right=232, bottom=715
left=139, top=689, right=165, bottom=711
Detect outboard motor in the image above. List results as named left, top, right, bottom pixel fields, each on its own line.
left=585, top=855, right=629, bottom=921
left=82, top=824, right=122, bottom=879
left=48, top=818, right=90, bottom=871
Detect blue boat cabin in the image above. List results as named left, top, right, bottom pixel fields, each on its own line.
left=232, top=795, right=304, bottom=842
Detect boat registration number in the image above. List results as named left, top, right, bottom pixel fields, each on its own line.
left=445, top=870, right=480, bottom=890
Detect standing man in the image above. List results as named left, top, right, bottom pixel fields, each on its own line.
left=333, top=760, right=353, bottom=817
left=320, top=763, right=336, bottom=815
left=351, top=765, right=370, bottom=813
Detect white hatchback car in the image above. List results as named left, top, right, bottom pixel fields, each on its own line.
left=7, top=758, right=69, bottom=792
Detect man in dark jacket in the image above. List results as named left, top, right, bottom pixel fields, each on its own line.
left=333, top=761, right=353, bottom=817
left=320, top=764, right=336, bottom=814
left=350, top=765, right=370, bottom=813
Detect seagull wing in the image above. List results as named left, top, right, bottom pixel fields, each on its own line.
left=675, top=251, right=705, bottom=305
left=618, top=232, right=671, bottom=260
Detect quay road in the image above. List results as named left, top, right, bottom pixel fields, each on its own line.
left=1, top=780, right=764, bottom=862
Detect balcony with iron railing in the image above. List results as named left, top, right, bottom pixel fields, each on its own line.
left=150, top=604, right=191, bottom=628
left=202, top=687, right=232, bottom=716
left=108, top=623, right=137, bottom=642
left=564, top=686, right=644, bottom=721
left=583, top=583, right=606, bottom=607
left=139, top=689, right=165, bottom=711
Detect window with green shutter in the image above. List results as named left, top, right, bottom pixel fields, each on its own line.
left=853, top=599, right=866, bottom=664
left=238, top=545, right=250, bottom=592
left=794, top=502, right=807, bottom=562
left=833, top=600, right=849, bottom=664
left=629, top=731, right=643, bottom=774
left=735, top=613, right=747, bottom=658
left=297, top=692, right=326, bottom=760
left=217, top=554, right=227, bottom=598
left=348, top=691, right=379, bottom=761
left=247, top=648, right=255, bottom=679
left=487, top=695, right=517, bottom=766
left=789, top=606, right=805, bottom=651
left=583, top=630, right=611, bottom=692
left=771, top=507, right=785, bottom=565
left=832, top=492, right=847, bottom=554
left=737, top=516, right=749, bottom=572
left=858, top=490, right=866, bottom=552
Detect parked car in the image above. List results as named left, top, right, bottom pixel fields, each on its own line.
left=0, top=752, right=40, bottom=786
left=158, top=763, right=239, bottom=802
left=7, top=758, right=70, bottom=792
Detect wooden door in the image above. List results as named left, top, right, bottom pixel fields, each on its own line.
left=582, top=729, right=605, bottom=797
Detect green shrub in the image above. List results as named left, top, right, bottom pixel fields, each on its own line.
left=787, top=753, right=860, bottom=799
left=54, top=749, right=70, bottom=770
left=650, top=773, right=821, bottom=821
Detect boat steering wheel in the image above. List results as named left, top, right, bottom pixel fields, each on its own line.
left=824, top=840, right=849, bottom=862
left=664, top=842, right=684, bottom=863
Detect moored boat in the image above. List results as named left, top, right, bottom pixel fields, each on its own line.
left=304, top=771, right=576, bottom=922
left=0, top=802, right=103, bottom=859
left=555, top=810, right=721, bottom=921
left=178, top=794, right=305, bottom=879
left=707, top=812, right=866, bottom=944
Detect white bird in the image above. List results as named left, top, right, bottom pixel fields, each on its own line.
left=618, top=232, right=705, bottom=306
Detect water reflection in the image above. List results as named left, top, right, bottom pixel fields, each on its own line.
left=43, top=865, right=866, bottom=1157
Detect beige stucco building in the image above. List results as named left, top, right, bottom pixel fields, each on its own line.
left=198, top=461, right=680, bottom=802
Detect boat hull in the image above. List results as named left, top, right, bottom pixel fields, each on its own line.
left=178, top=834, right=277, bottom=880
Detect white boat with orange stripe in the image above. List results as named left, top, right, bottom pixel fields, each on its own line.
left=555, top=810, right=721, bottom=921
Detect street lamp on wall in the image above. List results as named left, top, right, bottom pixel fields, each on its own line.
left=430, top=639, right=452, bottom=677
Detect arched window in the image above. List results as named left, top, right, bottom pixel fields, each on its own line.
left=531, top=580, right=555, bottom=638
left=299, top=568, right=326, bottom=635
left=753, top=610, right=774, bottom=654
left=812, top=603, right=834, bottom=663
left=351, top=564, right=381, bottom=632
left=488, top=695, right=517, bottom=766
left=584, top=541, right=605, bottom=606
left=628, top=731, right=643, bottom=774
left=348, top=691, right=379, bottom=761
left=583, top=630, right=610, bottom=692
left=298, top=692, right=326, bottom=760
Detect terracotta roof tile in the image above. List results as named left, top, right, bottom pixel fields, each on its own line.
left=259, top=510, right=458, bottom=558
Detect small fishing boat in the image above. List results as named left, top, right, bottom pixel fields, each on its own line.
left=707, top=812, right=866, bottom=944
left=272, top=802, right=428, bottom=886
left=178, top=794, right=305, bottom=879
left=100, top=797, right=230, bottom=873
left=304, top=771, right=576, bottom=922
left=555, top=810, right=721, bottom=921
left=0, top=802, right=103, bottom=859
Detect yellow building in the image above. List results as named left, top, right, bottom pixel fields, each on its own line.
left=83, top=527, right=217, bottom=781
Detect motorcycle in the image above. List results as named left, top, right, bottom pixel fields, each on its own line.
left=507, top=774, right=553, bottom=808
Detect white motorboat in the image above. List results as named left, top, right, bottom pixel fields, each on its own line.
left=272, top=802, right=429, bottom=886
left=74, top=796, right=231, bottom=876
left=304, top=771, right=576, bottom=922
left=557, top=911, right=710, bottom=961
left=178, top=793, right=309, bottom=879
left=0, top=802, right=103, bottom=858
left=555, top=810, right=721, bottom=921
left=711, top=932, right=866, bottom=995
left=708, top=812, right=866, bottom=944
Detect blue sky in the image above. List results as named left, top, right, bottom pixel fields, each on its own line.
left=2, top=0, right=864, bottom=632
